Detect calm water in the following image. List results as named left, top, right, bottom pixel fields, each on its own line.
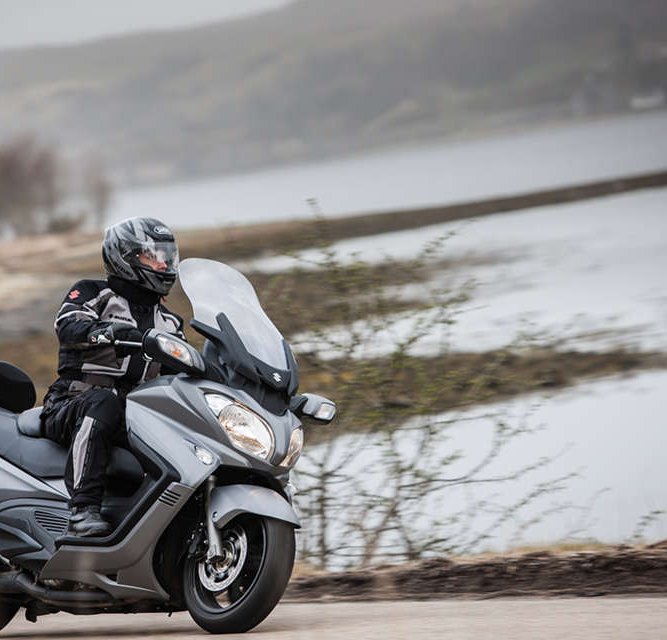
left=281, top=187, right=667, bottom=562
left=280, top=187, right=667, bottom=356
left=112, top=111, right=667, bottom=559
left=297, top=370, right=667, bottom=564
left=111, top=111, right=667, bottom=229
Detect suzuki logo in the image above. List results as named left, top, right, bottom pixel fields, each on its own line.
left=272, top=372, right=282, bottom=383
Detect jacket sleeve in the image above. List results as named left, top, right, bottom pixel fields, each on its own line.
left=54, top=280, right=111, bottom=346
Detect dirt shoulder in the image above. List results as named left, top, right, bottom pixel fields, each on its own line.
left=286, top=544, right=667, bottom=601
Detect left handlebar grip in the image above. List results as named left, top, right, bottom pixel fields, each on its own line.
left=113, top=340, right=143, bottom=349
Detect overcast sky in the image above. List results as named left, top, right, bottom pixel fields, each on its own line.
left=0, top=0, right=292, bottom=49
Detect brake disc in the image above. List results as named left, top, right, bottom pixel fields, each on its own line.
left=197, top=525, right=248, bottom=593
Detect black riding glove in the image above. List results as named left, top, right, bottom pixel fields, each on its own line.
left=88, top=323, right=143, bottom=348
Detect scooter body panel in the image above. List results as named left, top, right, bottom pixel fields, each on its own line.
left=39, top=374, right=295, bottom=601
left=0, top=458, right=67, bottom=504
left=40, top=482, right=192, bottom=600
left=210, top=484, right=300, bottom=530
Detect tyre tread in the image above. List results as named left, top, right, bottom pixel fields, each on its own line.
left=184, top=517, right=295, bottom=634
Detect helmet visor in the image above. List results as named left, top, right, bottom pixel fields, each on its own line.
left=126, top=241, right=179, bottom=275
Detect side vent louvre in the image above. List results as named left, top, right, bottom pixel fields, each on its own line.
left=158, top=487, right=183, bottom=508
left=35, top=510, right=68, bottom=536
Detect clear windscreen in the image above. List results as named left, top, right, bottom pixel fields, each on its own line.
left=178, top=258, right=288, bottom=370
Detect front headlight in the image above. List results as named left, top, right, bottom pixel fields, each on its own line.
left=205, top=394, right=275, bottom=460
left=280, top=427, right=304, bottom=468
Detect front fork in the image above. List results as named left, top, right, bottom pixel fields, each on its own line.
left=205, top=476, right=224, bottom=561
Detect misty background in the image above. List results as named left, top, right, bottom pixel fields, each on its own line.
left=1, top=0, right=666, bottom=187
left=1, top=0, right=667, bottom=562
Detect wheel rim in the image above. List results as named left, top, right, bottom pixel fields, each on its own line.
left=191, top=516, right=267, bottom=613
left=197, top=524, right=248, bottom=593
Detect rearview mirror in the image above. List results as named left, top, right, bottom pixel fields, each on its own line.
left=290, top=393, right=336, bottom=424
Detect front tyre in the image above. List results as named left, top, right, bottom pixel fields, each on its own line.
left=183, top=515, right=295, bottom=634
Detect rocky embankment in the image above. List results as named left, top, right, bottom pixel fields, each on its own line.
left=287, top=545, right=667, bottom=601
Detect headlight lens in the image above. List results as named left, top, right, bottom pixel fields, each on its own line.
left=280, top=427, right=304, bottom=468
left=205, top=394, right=275, bottom=460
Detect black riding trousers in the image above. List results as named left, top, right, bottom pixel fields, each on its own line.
left=42, top=383, right=125, bottom=508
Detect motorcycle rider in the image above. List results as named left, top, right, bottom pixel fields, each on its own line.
left=41, top=217, right=185, bottom=537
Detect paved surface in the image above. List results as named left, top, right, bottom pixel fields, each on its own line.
left=2, top=598, right=666, bottom=639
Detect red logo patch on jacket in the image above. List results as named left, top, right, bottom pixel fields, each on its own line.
left=68, top=289, right=81, bottom=300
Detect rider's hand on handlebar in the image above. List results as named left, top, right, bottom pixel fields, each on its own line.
left=88, top=323, right=143, bottom=348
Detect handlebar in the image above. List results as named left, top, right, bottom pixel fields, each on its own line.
left=113, top=340, right=144, bottom=349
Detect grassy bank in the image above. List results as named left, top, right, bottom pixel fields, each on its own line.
left=2, top=169, right=666, bottom=278
left=124, top=168, right=667, bottom=263
left=3, top=325, right=662, bottom=426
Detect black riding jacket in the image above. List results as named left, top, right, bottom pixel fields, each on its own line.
left=52, top=275, right=185, bottom=389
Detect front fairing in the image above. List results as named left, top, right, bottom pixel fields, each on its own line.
left=125, top=371, right=300, bottom=483
left=172, top=375, right=301, bottom=467
left=125, top=259, right=302, bottom=484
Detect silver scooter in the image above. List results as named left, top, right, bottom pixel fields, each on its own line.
left=0, top=258, right=335, bottom=634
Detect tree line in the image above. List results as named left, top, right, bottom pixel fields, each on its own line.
left=0, top=133, right=112, bottom=237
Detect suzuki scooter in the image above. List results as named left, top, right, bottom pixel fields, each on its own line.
left=0, top=258, right=335, bottom=634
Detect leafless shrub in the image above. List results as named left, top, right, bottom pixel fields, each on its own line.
left=284, top=223, right=578, bottom=570
left=0, top=133, right=113, bottom=236
left=0, top=134, right=61, bottom=235
left=82, top=156, right=113, bottom=229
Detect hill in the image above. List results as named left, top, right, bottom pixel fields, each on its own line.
left=0, top=0, right=665, bottom=185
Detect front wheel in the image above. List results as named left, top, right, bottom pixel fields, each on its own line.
left=183, top=515, right=295, bottom=634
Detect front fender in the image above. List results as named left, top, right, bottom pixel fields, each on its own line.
left=209, top=484, right=301, bottom=530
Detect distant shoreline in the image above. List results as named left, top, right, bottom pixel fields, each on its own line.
left=2, top=168, right=666, bottom=267
left=114, top=108, right=667, bottom=192
left=173, top=168, right=667, bottom=263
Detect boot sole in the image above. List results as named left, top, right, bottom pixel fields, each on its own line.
left=68, top=524, right=112, bottom=537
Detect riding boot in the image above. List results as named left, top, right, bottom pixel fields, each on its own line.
left=68, top=505, right=111, bottom=537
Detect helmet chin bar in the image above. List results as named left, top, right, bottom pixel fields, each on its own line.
left=135, top=265, right=177, bottom=296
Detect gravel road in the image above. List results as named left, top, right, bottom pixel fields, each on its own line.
left=2, top=598, right=666, bottom=640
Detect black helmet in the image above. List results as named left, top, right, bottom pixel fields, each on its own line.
left=102, top=217, right=179, bottom=296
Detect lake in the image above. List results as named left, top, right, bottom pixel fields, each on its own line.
left=296, top=370, right=667, bottom=566
left=110, top=111, right=667, bottom=230
left=110, top=110, right=667, bottom=562
left=279, top=186, right=667, bottom=564
left=275, top=187, right=667, bottom=356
